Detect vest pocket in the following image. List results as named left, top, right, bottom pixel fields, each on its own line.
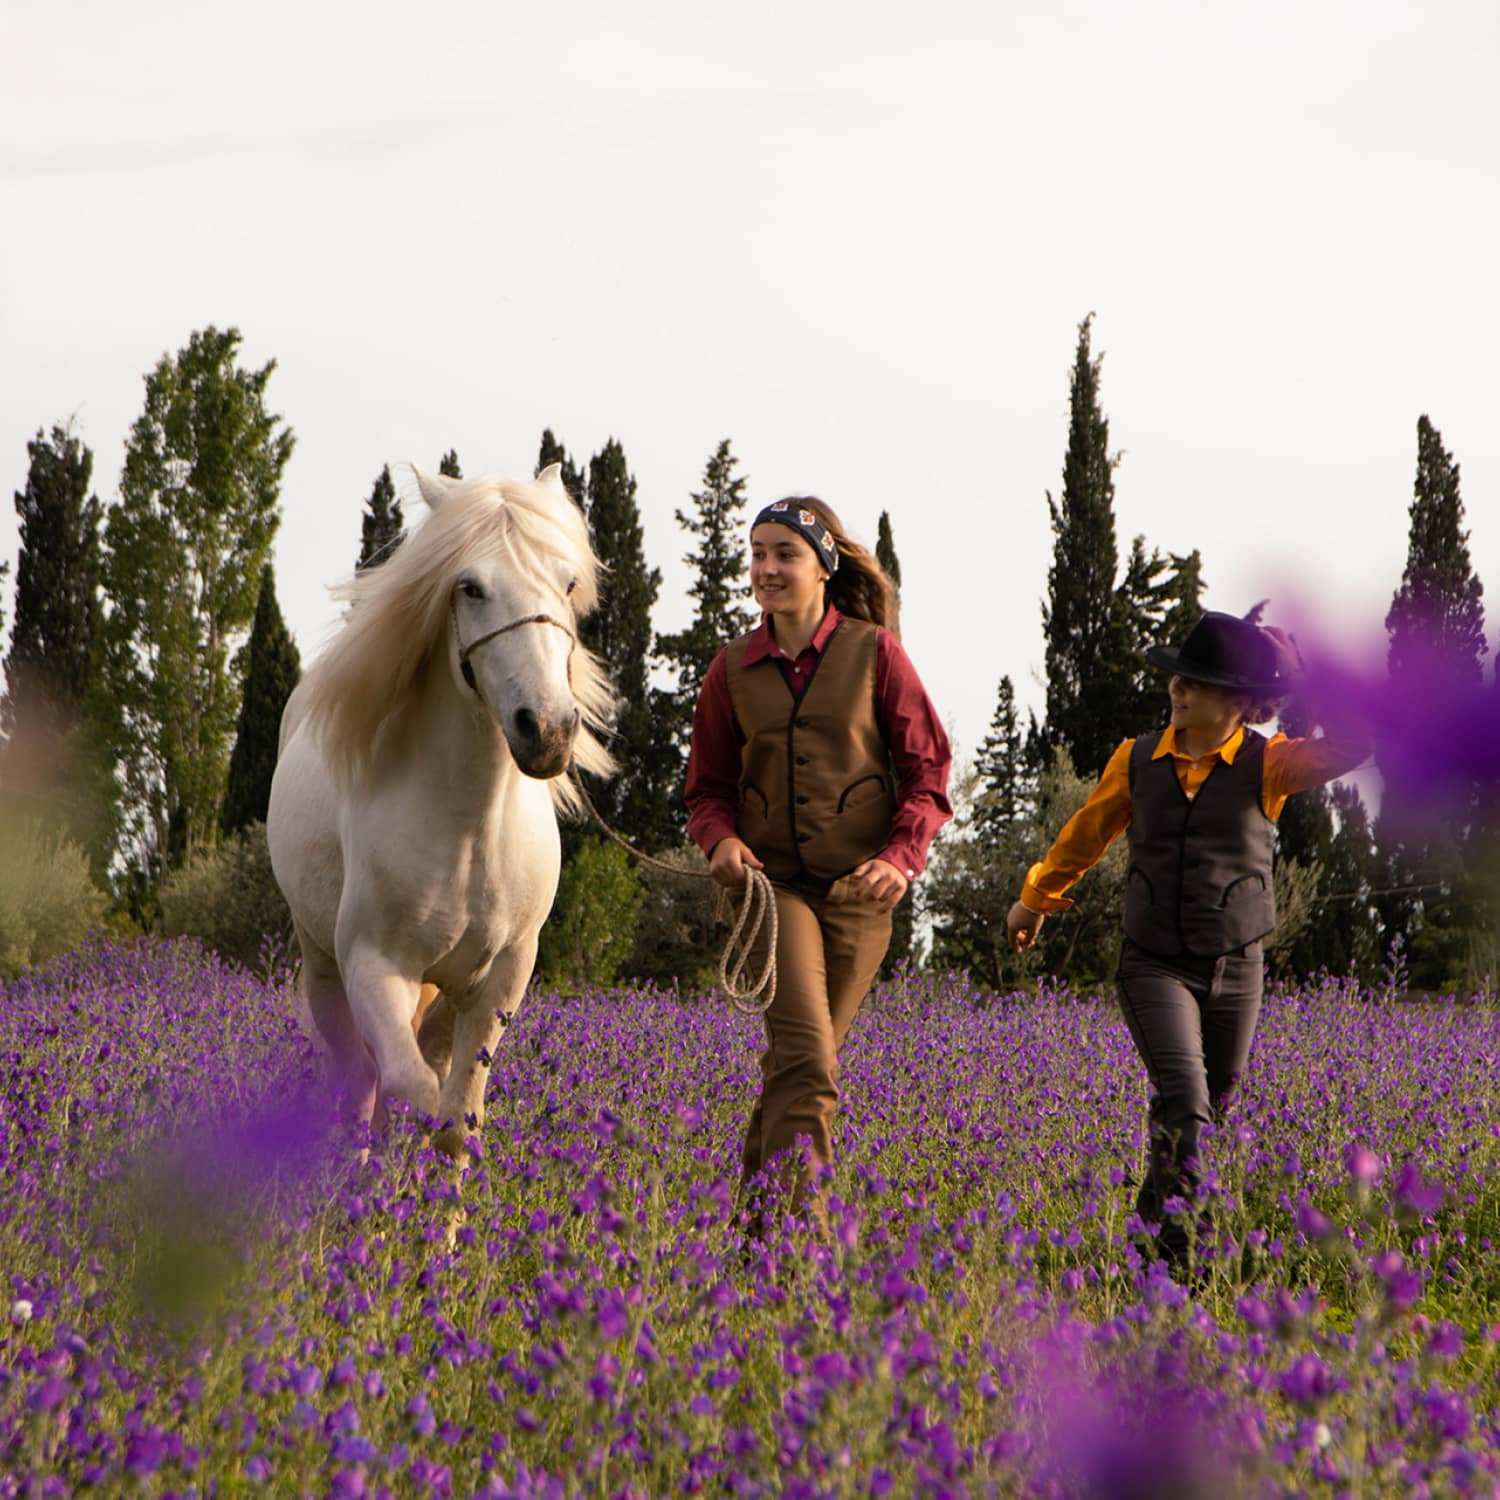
left=1220, top=872, right=1268, bottom=907
left=1127, top=867, right=1154, bottom=903
left=739, top=782, right=769, bottom=838
left=836, top=773, right=887, bottom=813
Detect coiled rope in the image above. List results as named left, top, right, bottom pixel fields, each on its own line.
left=570, top=773, right=778, bottom=1014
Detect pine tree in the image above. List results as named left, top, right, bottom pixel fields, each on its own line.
left=221, top=564, right=302, bottom=835
left=972, top=676, right=1030, bottom=841
left=579, top=438, right=680, bottom=849
left=1041, top=314, right=1130, bottom=778
left=356, top=465, right=404, bottom=571
left=537, top=430, right=585, bottom=508
left=657, top=439, right=755, bottom=719
left=1158, top=549, right=1205, bottom=648
left=1, top=422, right=103, bottom=743
left=439, top=450, right=462, bottom=479
left=99, top=326, right=294, bottom=888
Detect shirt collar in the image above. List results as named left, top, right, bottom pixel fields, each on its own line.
left=742, top=603, right=843, bottom=666
left=1152, top=724, right=1245, bottom=764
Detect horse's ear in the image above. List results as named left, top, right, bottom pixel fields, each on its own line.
left=536, top=463, right=563, bottom=488
left=412, top=467, right=454, bottom=511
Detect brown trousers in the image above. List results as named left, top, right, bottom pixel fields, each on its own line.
left=740, top=872, right=892, bottom=1231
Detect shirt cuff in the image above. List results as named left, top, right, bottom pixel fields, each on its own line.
left=688, top=811, right=739, bottom=860
left=1021, top=863, right=1075, bottom=914
left=877, top=845, right=922, bottom=881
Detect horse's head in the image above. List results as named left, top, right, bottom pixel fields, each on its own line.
left=418, top=467, right=583, bottom=779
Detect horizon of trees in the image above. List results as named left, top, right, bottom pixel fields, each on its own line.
left=1, top=319, right=1496, bottom=992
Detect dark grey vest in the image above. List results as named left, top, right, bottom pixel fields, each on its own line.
left=1123, top=729, right=1276, bottom=957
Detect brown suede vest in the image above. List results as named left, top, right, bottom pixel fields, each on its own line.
left=1123, top=728, right=1277, bottom=957
left=725, top=617, right=895, bottom=881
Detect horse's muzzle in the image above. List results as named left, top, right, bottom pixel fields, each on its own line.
left=508, top=706, right=579, bottom=779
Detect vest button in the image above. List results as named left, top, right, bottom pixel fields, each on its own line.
left=796, top=795, right=809, bottom=805
left=795, top=717, right=810, bottom=727
left=796, top=833, right=810, bottom=843
left=795, top=755, right=809, bottom=766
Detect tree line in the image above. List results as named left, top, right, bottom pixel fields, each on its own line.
left=0, top=319, right=1493, bottom=991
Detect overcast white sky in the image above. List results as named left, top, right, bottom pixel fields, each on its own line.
left=3, top=0, right=1496, bottom=767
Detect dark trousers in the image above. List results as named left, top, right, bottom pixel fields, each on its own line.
left=740, top=872, right=892, bottom=1233
left=1114, top=937, right=1264, bottom=1259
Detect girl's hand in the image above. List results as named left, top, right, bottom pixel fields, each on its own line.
left=708, top=837, right=764, bottom=891
left=849, top=859, right=909, bottom=913
left=1006, top=899, right=1044, bottom=952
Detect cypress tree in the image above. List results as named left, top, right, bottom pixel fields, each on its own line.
left=657, top=439, right=755, bottom=720
left=1, top=422, right=103, bottom=743
left=1378, top=415, right=1488, bottom=986
left=221, top=564, right=302, bottom=835
left=99, top=325, right=294, bottom=886
left=439, top=450, right=462, bottom=479
left=537, top=429, right=585, bottom=509
left=1385, top=416, right=1486, bottom=685
left=1041, top=314, right=1128, bottom=778
left=580, top=438, right=680, bottom=849
left=875, top=511, right=902, bottom=591
left=356, top=465, right=404, bottom=572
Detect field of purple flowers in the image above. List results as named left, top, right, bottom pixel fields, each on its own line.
left=1, top=938, right=1498, bottom=1498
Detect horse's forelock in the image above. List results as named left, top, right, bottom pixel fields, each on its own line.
left=301, top=475, right=612, bottom=796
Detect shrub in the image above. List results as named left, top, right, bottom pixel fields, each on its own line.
left=158, top=821, right=292, bottom=972
left=538, top=835, right=644, bottom=987
left=625, top=842, right=724, bottom=989
left=0, top=818, right=108, bottom=977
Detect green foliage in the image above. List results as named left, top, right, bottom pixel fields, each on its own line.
left=928, top=744, right=1124, bottom=988
left=1041, top=315, right=1131, bottom=778
left=98, top=325, right=294, bottom=889
left=221, top=566, right=301, bottom=836
left=0, top=818, right=107, bottom=977
left=579, top=438, right=681, bottom=850
left=656, top=439, right=755, bottom=747
left=875, top=510, right=902, bottom=591
left=1385, top=415, right=1486, bottom=685
left=356, top=464, right=404, bottom=571
left=538, top=836, right=644, bottom=987
left=1, top=421, right=103, bottom=743
left=157, top=822, right=291, bottom=972
left=623, top=843, right=724, bottom=989
left=1380, top=415, right=1489, bottom=987
left=438, top=449, right=462, bottom=478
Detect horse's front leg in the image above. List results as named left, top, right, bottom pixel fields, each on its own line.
left=433, top=938, right=535, bottom=1160
left=339, top=942, right=440, bottom=1120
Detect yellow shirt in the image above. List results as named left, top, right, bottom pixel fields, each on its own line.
left=1021, top=725, right=1370, bottom=914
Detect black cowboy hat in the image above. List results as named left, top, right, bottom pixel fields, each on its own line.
left=1144, top=610, right=1281, bottom=694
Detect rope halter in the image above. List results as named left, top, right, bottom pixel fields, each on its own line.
left=450, top=591, right=575, bottom=695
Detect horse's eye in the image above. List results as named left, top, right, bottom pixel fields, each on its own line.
left=459, top=580, right=485, bottom=601
left=565, top=578, right=578, bottom=598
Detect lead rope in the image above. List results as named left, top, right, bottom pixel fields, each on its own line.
left=569, top=772, right=778, bottom=1015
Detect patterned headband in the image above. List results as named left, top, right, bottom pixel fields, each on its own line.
left=751, top=500, right=840, bottom=576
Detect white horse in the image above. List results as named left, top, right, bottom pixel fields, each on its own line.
left=267, top=466, right=612, bottom=1151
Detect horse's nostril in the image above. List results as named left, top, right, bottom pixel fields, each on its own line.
left=514, top=708, right=539, bottom=743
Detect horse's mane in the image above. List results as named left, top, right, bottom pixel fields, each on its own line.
left=298, top=471, right=615, bottom=814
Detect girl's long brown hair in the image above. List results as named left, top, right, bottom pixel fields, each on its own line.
left=777, top=496, right=900, bottom=635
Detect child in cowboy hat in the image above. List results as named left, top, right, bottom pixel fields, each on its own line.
left=1007, top=609, right=1369, bottom=1273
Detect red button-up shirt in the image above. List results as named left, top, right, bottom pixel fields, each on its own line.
left=684, top=605, right=953, bottom=877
